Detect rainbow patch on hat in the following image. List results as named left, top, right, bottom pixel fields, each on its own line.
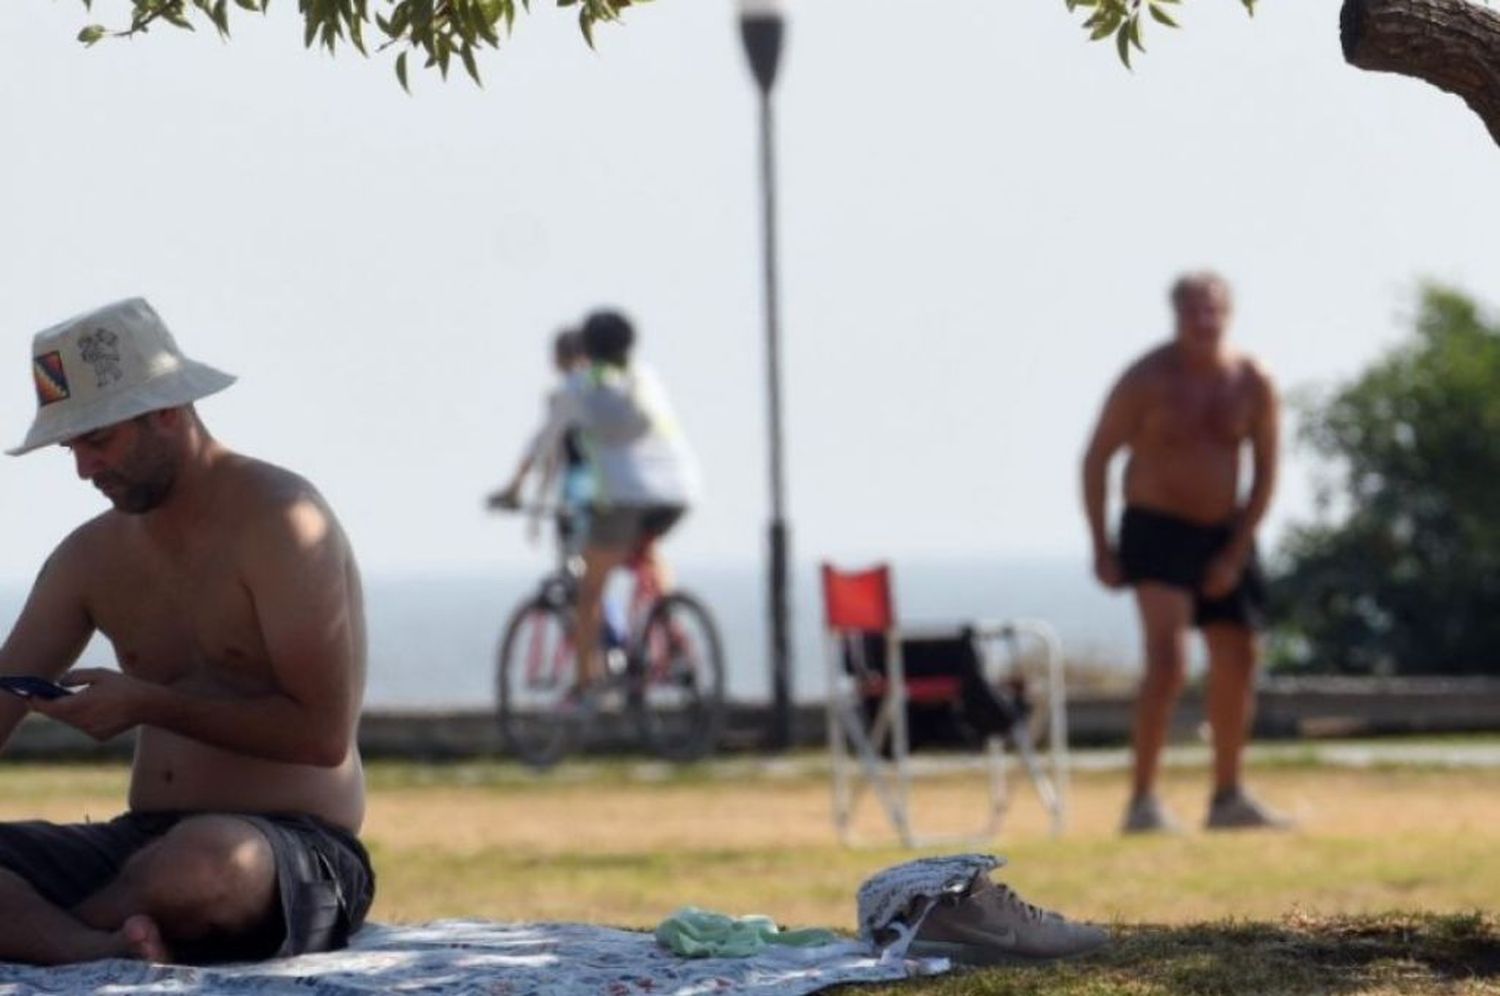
left=33, top=352, right=70, bottom=407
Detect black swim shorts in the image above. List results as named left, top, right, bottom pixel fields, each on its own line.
left=0, top=810, right=375, bottom=964
left=1117, top=505, right=1267, bottom=629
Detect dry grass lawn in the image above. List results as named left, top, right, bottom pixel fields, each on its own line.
left=2, top=754, right=1497, bottom=993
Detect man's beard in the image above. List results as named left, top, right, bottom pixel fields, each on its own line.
left=93, top=431, right=178, bottom=514
left=94, top=470, right=175, bottom=514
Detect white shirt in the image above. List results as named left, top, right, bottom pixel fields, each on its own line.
left=534, top=362, right=700, bottom=507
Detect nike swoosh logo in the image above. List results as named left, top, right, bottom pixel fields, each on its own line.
left=926, top=923, right=1021, bottom=948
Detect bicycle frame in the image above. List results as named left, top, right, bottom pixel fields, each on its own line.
left=511, top=506, right=681, bottom=692
left=495, top=500, right=726, bottom=765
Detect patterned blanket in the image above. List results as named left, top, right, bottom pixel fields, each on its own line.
left=0, top=919, right=945, bottom=995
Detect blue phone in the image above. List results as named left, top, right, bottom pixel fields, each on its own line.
left=0, top=676, right=73, bottom=701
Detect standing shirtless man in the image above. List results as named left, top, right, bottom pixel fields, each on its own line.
left=0, top=298, right=374, bottom=964
left=1082, top=272, right=1289, bottom=833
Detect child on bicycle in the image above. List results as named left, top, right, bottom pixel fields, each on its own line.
left=489, top=329, right=593, bottom=556
left=503, top=309, right=700, bottom=699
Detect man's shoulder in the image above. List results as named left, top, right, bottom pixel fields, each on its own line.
left=219, top=455, right=322, bottom=504
left=48, top=511, right=125, bottom=573
left=216, top=457, right=339, bottom=540
left=1228, top=352, right=1277, bottom=398
left=1118, top=344, right=1176, bottom=388
left=213, top=459, right=353, bottom=586
left=1235, top=351, right=1274, bottom=382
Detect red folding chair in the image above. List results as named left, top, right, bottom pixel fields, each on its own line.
left=821, top=562, right=1070, bottom=847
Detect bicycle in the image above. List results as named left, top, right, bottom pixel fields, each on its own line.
left=491, top=503, right=726, bottom=769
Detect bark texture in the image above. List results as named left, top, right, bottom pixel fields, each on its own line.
left=1341, top=0, right=1500, bottom=147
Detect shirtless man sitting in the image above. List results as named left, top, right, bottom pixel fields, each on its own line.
left=0, top=298, right=374, bottom=964
left=1082, top=272, right=1290, bottom=833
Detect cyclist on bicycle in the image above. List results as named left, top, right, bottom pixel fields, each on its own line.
left=508, top=309, right=699, bottom=699
left=489, top=329, right=593, bottom=553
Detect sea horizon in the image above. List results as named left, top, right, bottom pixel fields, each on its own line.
left=0, top=553, right=1146, bottom=709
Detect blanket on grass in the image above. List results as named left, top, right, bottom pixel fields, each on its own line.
left=0, top=919, right=945, bottom=995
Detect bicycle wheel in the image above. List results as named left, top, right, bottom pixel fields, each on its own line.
left=496, top=596, right=579, bottom=769
left=630, top=591, right=725, bottom=761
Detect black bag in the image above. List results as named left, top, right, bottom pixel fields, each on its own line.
left=845, top=628, right=1029, bottom=752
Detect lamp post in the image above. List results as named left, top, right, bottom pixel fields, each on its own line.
left=738, top=0, right=793, bottom=751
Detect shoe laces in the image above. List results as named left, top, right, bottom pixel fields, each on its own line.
left=974, top=882, right=1052, bottom=923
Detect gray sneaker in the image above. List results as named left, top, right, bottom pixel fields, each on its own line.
left=909, top=876, right=1110, bottom=965
left=1205, top=788, right=1294, bottom=831
left=1121, top=793, right=1182, bottom=835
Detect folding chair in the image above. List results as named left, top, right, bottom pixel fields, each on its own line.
left=821, top=562, right=1070, bottom=847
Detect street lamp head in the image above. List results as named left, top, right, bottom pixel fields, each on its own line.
left=738, top=0, right=785, bottom=95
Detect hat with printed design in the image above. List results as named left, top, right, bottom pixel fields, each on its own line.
left=10, top=298, right=235, bottom=456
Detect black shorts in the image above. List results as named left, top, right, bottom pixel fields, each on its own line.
left=587, top=504, right=686, bottom=550
left=0, top=810, right=375, bottom=964
left=1118, top=506, right=1267, bottom=629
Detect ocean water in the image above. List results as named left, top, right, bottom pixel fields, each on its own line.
left=0, top=556, right=1142, bottom=708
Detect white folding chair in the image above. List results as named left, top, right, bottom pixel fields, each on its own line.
left=821, top=562, right=1070, bottom=847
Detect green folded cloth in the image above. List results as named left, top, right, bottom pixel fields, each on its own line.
left=655, top=907, right=840, bottom=958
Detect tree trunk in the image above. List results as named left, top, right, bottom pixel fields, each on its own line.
left=1341, top=0, right=1500, bottom=147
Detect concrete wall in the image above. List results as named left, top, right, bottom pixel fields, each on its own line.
left=5, top=677, right=1499, bottom=762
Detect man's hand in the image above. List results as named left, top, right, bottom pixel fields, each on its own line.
left=1202, top=549, right=1246, bottom=600
left=1094, top=547, right=1126, bottom=589
left=29, top=668, right=158, bottom=742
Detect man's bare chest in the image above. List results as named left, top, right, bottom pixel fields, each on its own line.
left=1140, top=376, right=1256, bottom=449
left=87, top=551, right=272, bottom=691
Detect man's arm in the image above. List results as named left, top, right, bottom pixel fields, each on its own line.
left=1202, top=364, right=1280, bottom=598
left=1231, top=364, right=1281, bottom=554
left=40, top=494, right=361, bottom=767
left=1081, top=372, right=1141, bottom=587
left=0, top=541, right=96, bottom=752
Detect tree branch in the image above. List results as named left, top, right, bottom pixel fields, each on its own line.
left=1341, top=0, right=1500, bottom=147
left=74, top=0, right=641, bottom=89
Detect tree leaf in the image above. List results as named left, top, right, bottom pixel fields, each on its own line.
left=163, top=6, right=196, bottom=30
left=460, top=42, right=482, bottom=85
left=579, top=6, right=595, bottom=48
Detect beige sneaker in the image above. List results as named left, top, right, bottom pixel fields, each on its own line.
left=909, top=875, right=1109, bottom=965
left=1205, top=787, right=1294, bottom=831
left=1121, top=793, right=1182, bottom=835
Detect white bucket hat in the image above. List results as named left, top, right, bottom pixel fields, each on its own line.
left=9, top=298, right=236, bottom=456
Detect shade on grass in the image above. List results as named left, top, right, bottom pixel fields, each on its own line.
left=833, top=912, right=1500, bottom=996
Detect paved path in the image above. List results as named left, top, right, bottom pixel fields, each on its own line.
left=497, top=737, right=1500, bottom=784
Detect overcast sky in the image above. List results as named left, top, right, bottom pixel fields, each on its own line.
left=2, top=0, right=1498, bottom=586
